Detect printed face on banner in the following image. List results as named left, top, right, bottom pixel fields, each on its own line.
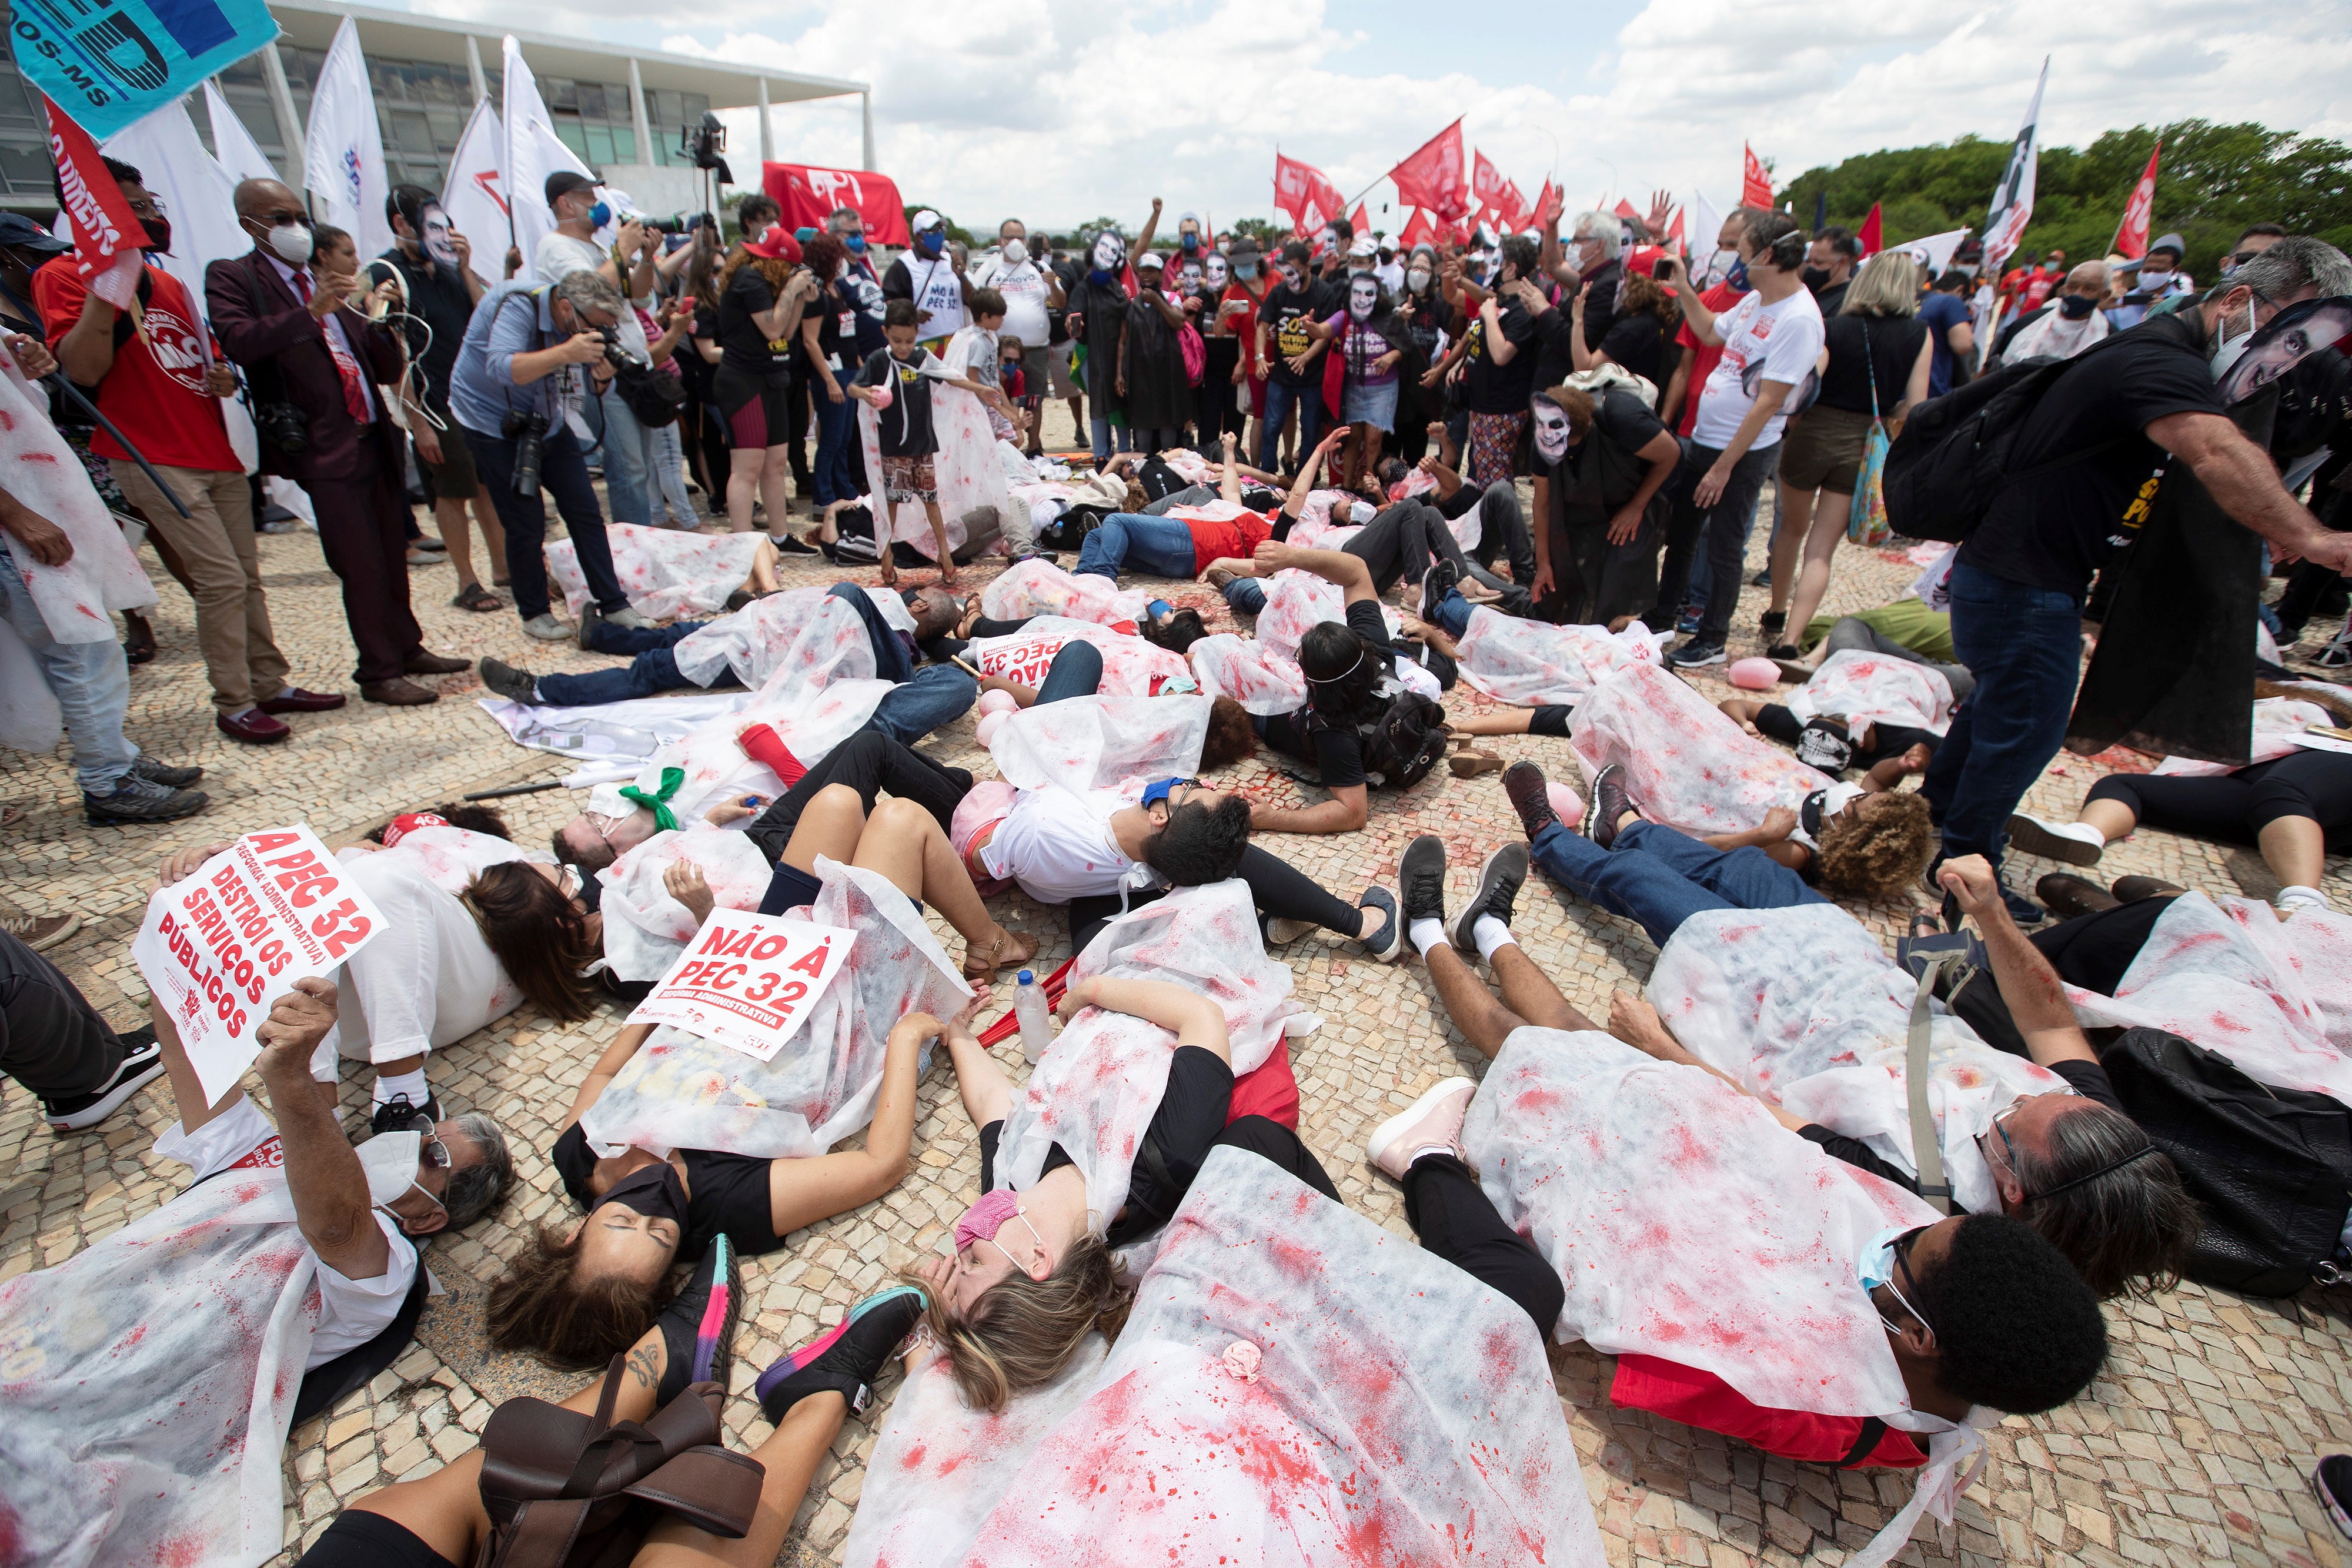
left=131, top=825, right=387, bottom=1105
left=628, top=910, right=856, bottom=1061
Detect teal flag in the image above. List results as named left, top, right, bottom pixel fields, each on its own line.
left=11, top=0, right=280, bottom=140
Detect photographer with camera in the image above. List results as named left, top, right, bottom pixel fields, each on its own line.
left=448, top=269, right=653, bottom=643
left=536, top=172, right=663, bottom=528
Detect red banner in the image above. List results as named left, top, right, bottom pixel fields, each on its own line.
left=1472, top=150, right=1529, bottom=230
left=1741, top=143, right=1775, bottom=211
left=1531, top=179, right=1559, bottom=231
left=1857, top=202, right=1883, bottom=259
left=1274, top=152, right=1344, bottom=235
left=762, top=163, right=911, bottom=248
left=1398, top=208, right=1435, bottom=249
left=1388, top=118, right=1468, bottom=223
left=1349, top=202, right=1369, bottom=238
left=1666, top=205, right=1686, bottom=252
left=2110, top=143, right=2161, bottom=261
left=46, top=95, right=145, bottom=309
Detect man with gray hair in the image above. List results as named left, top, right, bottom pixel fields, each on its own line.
left=448, top=267, right=649, bottom=641
left=1564, top=209, right=1625, bottom=355
left=1926, top=234, right=2352, bottom=924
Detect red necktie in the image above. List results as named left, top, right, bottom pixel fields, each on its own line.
left=292, top=269, right=371, bottom=424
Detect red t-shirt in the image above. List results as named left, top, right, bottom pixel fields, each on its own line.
left=1609, top=1354, right=1927, bottom=1469
left=1672, top=280, right=1750, bottom=438
left=1215, top=282, right=1265, bottom=370
left=1168, top=502, right=1275, bottom=573
left=34, top=260, right=239, bottom=473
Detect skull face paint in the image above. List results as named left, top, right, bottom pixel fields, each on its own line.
left=1348, top=276, right=1379, bottom=320
left=1531, top=396, right=1573, bottom=464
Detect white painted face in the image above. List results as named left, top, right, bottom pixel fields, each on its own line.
left=1531, top=396, right=1572, bottom=463
left=1180, top=260, right=1204, bottom=293
left=1204, top=253, right=1230, bottom=289
left=1093, top=233, right=1125, bottom=272
left=1348, top=276, right=1379, bottom=319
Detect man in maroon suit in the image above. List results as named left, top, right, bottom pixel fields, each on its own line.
left=207, top=179, right=466, bottom=707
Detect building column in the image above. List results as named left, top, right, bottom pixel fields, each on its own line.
left=465, top=36, right=488, bottom=107
left=260, top=43, right=303, bottom=186
left=757, top=77, right=773, bottom=166
left=861, top=89, right=873, bottom=172
left=627, top=58, right=653, bottom=168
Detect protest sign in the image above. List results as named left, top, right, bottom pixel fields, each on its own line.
left=628, top=910, right=856, bottom=1062
left=131, top=825, right=387, bottom=1104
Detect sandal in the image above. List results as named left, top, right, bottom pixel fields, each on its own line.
left=962, top=925, right=1040, bottom=988
left=1449, top=750, right=1505, bottom=779
left=452, top=581, right=502, bottom=613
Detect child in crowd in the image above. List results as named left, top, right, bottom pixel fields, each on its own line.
left=848, top=298, right=1012, bottom=588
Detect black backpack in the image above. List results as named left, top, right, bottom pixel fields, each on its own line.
left=1354, top=690, right=1449, bottom=791
left=1881, top=333, right=2136, bottom=543
left=2102, top=1028, right=2352, bottom=1298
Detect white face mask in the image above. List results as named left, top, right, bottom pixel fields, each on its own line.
left=1704, top=246, right=1739, bottom=285
left=1406, top=267, right=1431, bottom=292
left=2210, top=296, right=2261, bottom=382
left=1204, top=255, right=1229, bottom=289
left=2137, top=268, right=2173, bottom=292
left=1348, top=279, right=1378, bottom=320
left=1531, top=399, right=1571, bottom=463
left=1001, top=238, right=1028, bottom=266
left=266, top=222, right=315, bottom=265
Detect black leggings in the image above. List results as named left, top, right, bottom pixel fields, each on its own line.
left=1529, top=706, right=1571, bottom=737
left=2085, top=750, right=2352, bottom=851
left=745, top=730, right=971, bottom=871
left=1348, top=499, right=1474, bottom=599
left=1066, top=845, right=1363, bottom=956
left=2030, top=895, right=2171, bottom=997
left=1402, top=1153, right=1563, bottom=1338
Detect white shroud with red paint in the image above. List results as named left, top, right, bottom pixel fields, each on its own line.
left=991, top=882, right=1303, bottom=1234
left=2064, top=891, right=2352, bottom=1104
left=967, top=615, right=1190, bottom=697
left=0, top=350, right=155, bottom=643
left=987, top=693, right=1211, bottom=793
left=1188, top=631, right=1307, bottom=715
left=1573, top=661, right=1833, bottom=832
left=1456, top=607, right=1666, bottom=707
left=1648, top=904, right=2066, bottom=1213
left=596, top=827, right=779, bottom=984
left=855, top=378, right=1016, bottom=559
left=846, top=1145, right=1607, bottom=1568
left=0, top=1132, right=425, bottom=1568
left=546, top=521, right=767, bottom=623
left=583, top=857, right=973, bottom=1158
left=979, top=557, right=1151, bottom=627
left=671, top=582, right=910, bottom=691
left=1463, top=1027, right=1990, bottom=1568
left=1783, top=648, right=1956, bottom=737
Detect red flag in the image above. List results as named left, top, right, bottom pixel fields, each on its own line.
left=1472, top=150, right=1528, bottom=229
left=1741, top=143, right=1775, bottom=210
left=1349, top=202, right=1369, bottom=238
left=1857, top=202, right=1883, bottom=259
left=1612, top=197, right=1639, bottom=221
left=1388, top=119, right=1469, bottom=223
left=45, top=95, right=146, bottom=310
left=763, top=163, right=911, bottom=247
left=1399, top=208, right=1435, bottom=249
left=1666, top=206, right=1686, bottom=253
left=1274, top=151, right=1344, bottom=235
left=2110, top=142, right=2161, bottom=260
left=1531, top=179, right=1559, bottom=230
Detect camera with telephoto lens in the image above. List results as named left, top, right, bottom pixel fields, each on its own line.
left=594, top=323, right=653, bottom=376
left=646, top=212, right=712, bottom=236
left=502, top=409, right=549, bottom=496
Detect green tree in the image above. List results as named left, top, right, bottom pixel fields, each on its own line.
left=1230, top=215, right=1285, bottom=248
left=1779, top=121, right=2352, bottom=280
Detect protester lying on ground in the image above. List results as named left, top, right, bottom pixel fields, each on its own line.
left=1387, top=417, right=1541, bottom=587
left=1074, top=430, right=1319, bottom=586
left=1780, top=601, right=1975, bottom=703
left=958, top=609, right=1205, bottom=698
left=1391, top=831, right=2110, bottom=1545
left=1715, top=694, right=1939, bottom=783
left=543, top=521, right=785, bottom=627
left=2008, top=684, right=2352, bottom=915
left=1, top=976, right=512, bottom=1568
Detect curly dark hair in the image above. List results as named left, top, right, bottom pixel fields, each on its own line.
left=1915, top=1215, right=2107, bottom=1415
left=1141, top=607, right=1210, bottom=656
left=1201, top=696, right=1257, bottom=770
left=1298, top=620, right=1387, bottom=729
left=802, top=228, right=847, bottom=283
left=1142, top=794, right=1252, bottom=885
left=365, top=802, right=511, bottom=844
left=1813, top=790, right=1935, bottom=898
left=487, top=1223, right=673, bottom=1370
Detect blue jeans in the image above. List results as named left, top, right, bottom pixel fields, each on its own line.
left=1430, top=588, right=1475, bottom=639
left=1222, top=577, right=1268, bottom=615
left=1075, top=513, right=1200, bottom=582
left=1920, top=563, right=2084, bottom=871
left=0, top=539, right=137, bottom=793
left=463, top=423, right=627, bottom=624
left=827, top=581, right=913, bottom=682
left=866, top=664, right=977, bottom=743
left=593, top=385, right=650, bottom=526
left=1652, top=436, right=1780, bottom=641
left=1035, top=640, right=1102, bottom=704
left=534, top=617, right=705, bottom=707
left=811, top=390, right=858, bottom=506
left=1529, top=819, right=1823, bottom=948
left=1259, top=379, right=1325, bottom=472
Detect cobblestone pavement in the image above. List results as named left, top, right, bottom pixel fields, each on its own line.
left=6, top=425, right=2351, bottom=1568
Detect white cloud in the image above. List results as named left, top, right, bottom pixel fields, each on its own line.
left=417, top=0, right=2352, bottom=233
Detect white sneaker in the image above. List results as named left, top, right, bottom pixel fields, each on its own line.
left=2278, top=885, right=2333, bottom=914
left=2004, top=813, right=2105, bottom=867
left=1367, top=1078, right=1478, bottom=1180
left=604, top=605, right=656, bottom=631
left=521, top=613, right=571, bottom=641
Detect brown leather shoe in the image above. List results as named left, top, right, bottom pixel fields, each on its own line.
left=360, top=678, right=441, bottom=706
left=257, top=687, right=347, bottom=714
left=404, top=650, right=470, bottom=676
left=217, top=707, right=292, bottom=744
left=2036, top=872, right=2118, bottom=921
left=2111, top=875, right=2187, bottom=904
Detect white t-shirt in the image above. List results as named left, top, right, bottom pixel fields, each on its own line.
left=904, top=254, right=969, bottom=340
left=321, top=830, right=540, bottom=1066
left=1690, top=287, right=1825, bottom=451
left=981, top=258, right=1054, bottom=349
left=534, top=232, right=652, bottom=355
left=153, top=1098, right=420, bottom=1367
left=979, top=784, right=1156, bottom=905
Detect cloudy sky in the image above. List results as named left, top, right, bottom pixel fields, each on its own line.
left=417, top=0, right=2352, bottom=235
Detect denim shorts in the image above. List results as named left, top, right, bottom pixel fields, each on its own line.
left=1343, top=377, right=1400, bottom=432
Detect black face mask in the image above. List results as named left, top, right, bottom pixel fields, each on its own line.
left=142, top=217, right=171, bottom=254
left=2057, top=293, right=2097, bottom=319
left=596, top=1159, right=687, bottom=1229
left=1800, top=265, right=1830, bottom=292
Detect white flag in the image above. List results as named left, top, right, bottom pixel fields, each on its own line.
left=303, top=17, right=393, bottom=259
left=441, top=97, right=509, bottom=289
left=203, top=79, right=279, bottom=185
left=1690, top=189, right=1721, bottom=262
left=502, top=36, right=592, bottom=276
left=1980, top=56, right=2047, bottom=278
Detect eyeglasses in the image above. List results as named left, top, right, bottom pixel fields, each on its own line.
left=124, top=194, right=165, bottom=218
left=2230, top=249, right=2263, bottom=268
left=1876, top=1225, right=1937, bottom=1343
left=249, top=208, right=303, bottom=227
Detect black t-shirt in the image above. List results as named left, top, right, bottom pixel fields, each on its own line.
left=1817, top=315, right=1928, bottom=416
left=718, top=266, right=789, bottom=380
left=369, top=247, right=473, bottom=411
left=1579, top=259, right=1622, bottom=353
left=1255, top=597, right=1391, bottom=787
left=1562, top=386, right=1666, bottom=477
left=1959, top=314, right=2225, bottom=597
left=797, top=276, right=846, bottom=375
left=856, top=345, right=939, bottom=457
left=1813, top=280, right=1852, bottom=319
left=977, top=1045, right=1234, bottom=1247
left=1799, top=1057, right=2122, bottom=1198
left=550, top=1123, right=785, bottom=1258
left=1598, top=311, right=1669, bottom=388
left=1261, top=282, right=1324, bottom=389
left=1463, top=299, right=1541, bottom=415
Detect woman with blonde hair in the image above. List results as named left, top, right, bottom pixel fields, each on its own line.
left=1760, top=249, right=1933, bottom=656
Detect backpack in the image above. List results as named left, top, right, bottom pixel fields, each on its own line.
left=474, top=1355, right=765, bottom=1568
left=1354, top=689, right=1449, bottom=791
left=1881, top=332, right=2136, bottom=543
left=2100, top=1028, right=2352, bottom=1298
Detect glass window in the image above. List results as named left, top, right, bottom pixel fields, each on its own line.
left=554, top=118, right=591, bottom=163
left=613, top=126, right=636, bottom=163
left=585, top=122, right=614, bottom=165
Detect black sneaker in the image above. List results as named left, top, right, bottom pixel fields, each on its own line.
left=773, top=532, right=821, bottom=556
left=1398, top=834, right=1449, bottom=934
left=1667, top=637, right=1727, bottom=668
left=2317, top=1456, right=2352, bottom=1540
left=659, top=1233, right=744, bottom=1403
left=1355, top=885, right=1402, bottom=962
left=128, top=755, right=204, bottom=789
left=724, top=587, right=756, bottom=613
left=1502, top=761, right=1557, bottom=841
left=370, top=1091, right=442, bottom=1137
left=478, top=658, right=540, bottom=705
left=1446, top=843, right=1529, bottom=955
left=83, top=774, right=209, bottom=826
left=1749, top=568, right=1772, bottom=589
left=1419, top=557, right=1459, bottom=619
left=1588, top=765, right=1634, bottom=850
left=575, top=600, right=604, bottom=652
left=756, top=1283, right=927, bottom=1422
left=44, top=1027, right=162, bottom=1131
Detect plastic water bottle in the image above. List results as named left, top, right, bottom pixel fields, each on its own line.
left=1012, top=969, right=1051, bottom=1064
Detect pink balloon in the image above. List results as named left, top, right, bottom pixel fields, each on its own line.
left=870, top=383, right=894, bottom=409
left=975, top=710, right=1009, bottom=747
left=1728, top=657, right=1779, bottom=690
left=976, top=688, right=1019, bottom=717
left=1548, top=781, right=1585, bottom=828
